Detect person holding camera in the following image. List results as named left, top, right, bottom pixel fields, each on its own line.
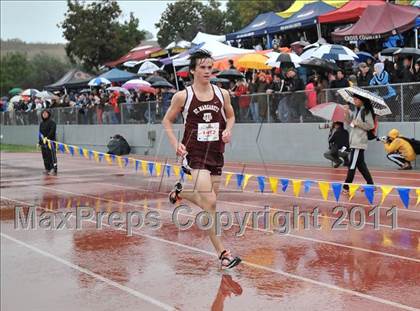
left=380, top=129, right=415, bottom=170
left=323, top=122, right=349, bottom=168
left=342, top=95, right=376, bottom=193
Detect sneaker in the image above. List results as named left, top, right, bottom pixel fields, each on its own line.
left=219, top=250, right=241, bottom=270
left=398, top=164, right=412, bottom=170
left=333, top=160, right=343, bottom=168
left=169, top=181, right=183, bottom=204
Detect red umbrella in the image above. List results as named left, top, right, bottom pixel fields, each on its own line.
left=176, top=66, right=189, bottom=78
left=138, top=85, right=156, bottom=94
left=309, top=102, right=345, bottom=122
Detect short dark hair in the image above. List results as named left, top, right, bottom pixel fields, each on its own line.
left=189, top=49, right=213, bottom=72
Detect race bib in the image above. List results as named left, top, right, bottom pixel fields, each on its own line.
left=197, top=123, right=219, bottom=142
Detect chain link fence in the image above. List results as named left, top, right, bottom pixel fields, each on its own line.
left=1, top=82, right=419, bottom=126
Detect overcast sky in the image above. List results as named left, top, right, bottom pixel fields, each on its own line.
left=1, top=0, right=226, bottom=43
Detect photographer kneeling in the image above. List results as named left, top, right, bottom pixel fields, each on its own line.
left=380, top=129, right=415, bottom=170
left=323, top=122, right=350, bottom=168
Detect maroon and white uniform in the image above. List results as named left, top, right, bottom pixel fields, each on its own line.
left=181, top=85, right=227, bottom=175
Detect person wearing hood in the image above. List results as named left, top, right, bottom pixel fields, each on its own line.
left=39, top=109, right=57, bottom=175
left=369, top=62, right=397, bottom=100
left=342, top=94, right=376, bottom=193
left=382, top=129, right=416, bottom=170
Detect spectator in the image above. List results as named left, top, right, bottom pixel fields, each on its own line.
left=267, top=74, right=284, bottom=122
left=304, top=75, right=318, bottom=109
left=329, top=70, right=349, bottom=89
left=370, top=62, right=397, bottom=100
left=284, top=68, right=305, bottom=122
left=396, top=58, right=415, bottom=83
left=323, top=122, right=350, bottom=168
left=414, top=61, right=420, bottom=82
left=357, top=62, right=373, bottom=87
left=228, top=59, right=236, bottom=70
left=38, top=109, right=57, bottom=175
left=234, top=79, right=249, bottom=122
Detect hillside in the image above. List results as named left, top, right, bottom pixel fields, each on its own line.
left=0, top=39, right=68, bottom=60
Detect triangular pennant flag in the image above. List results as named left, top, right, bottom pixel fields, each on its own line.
left=155, top=163, right=162, bottom=176
left=110, top=154, right=116, bottom=162
left=243, top=174, right=252, bottom=189
left=397, top=188, right=410, bottom=209
left=382, top=232, right=393, bottom=247
left=180, top=169, right=185, bottom=181
left=225, top=173, right=232, bottom=187
left=64, top=144, right=70, bottom=154
left=47, top=140, right=52, bottom=150
left=117, top=156, right=123, bottom=168
left=269, top=177, right=278, bottom=193
left=93, top=151, right=99, bottom=162
left=83, top=148, right=89, bottom=159
left=88, top=150, right=94, bottom=160
left=58, top=143, right=65, bottom=153
left=123, top=157, right=129, bottom=167
left=304, top=180, right=314, bottom=193
left=141, top=160, right=147, bottom=176
left=236, top=174, right=244, bottom=188
left=68, top=145, right=75, bottom=156
left=348, top=184, right=359, bottom=201
left=331, top=183, right=342, bottom=202
left=417, top=189, right=420, bottom=206
left=54, top=141, right=58, bottom=150
left=292, top=180, right=302, bottom=197
left=187, top=173, right=193, bottom=181
left=380, top=186, right=393, bottom=205
left=318, top=181, right=330, bottom=201
left=98, top=153, right=104, bottom=162
left=105, top=154, right=112, bottom=164
left=362, top=185, right=375, bottom=204
left=165, top=164, right=171, bottom=177
left=173, top=165, right=180, bottom=177
left=78, top=147, right=84, bottom=157
left=257, top=176, right=265, bottom=193
left=280, top=178, right=289, bottom=192
left=148, top=162, right=154, bottom=176
left=135, top=160, right=140, bottom=171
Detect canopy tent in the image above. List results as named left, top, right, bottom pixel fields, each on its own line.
left=332, top=2, right=420, bottom=41
left=268, top=2, right=336, bottom=33
left=226, top=12, right=285, bottom=41
left=319, top=0, right=385, bottom=24
left=105, top=45, right=161, bottom=67
left=98, top=68, right=137, bottom=83
left=278, top=0, right=348, bottom=18
left=192, top=32, right=226, bottom=44
left=45, top=69, right=93, bottom=90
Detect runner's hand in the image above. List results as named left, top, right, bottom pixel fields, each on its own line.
left=222, top=129, right=232, bottom=143
left=176, top=143, right=187, bottom=157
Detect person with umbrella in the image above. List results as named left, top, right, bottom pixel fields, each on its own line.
left=342, top=93, right=376, bottom=194
left=162, top=49, right=241, bottom=270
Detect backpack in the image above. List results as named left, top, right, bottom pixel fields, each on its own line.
left=107, top=134, right=131, bottom=155
left=361, top=109, right=378, bottom=141
left=400, top=137, right=420, bottom=155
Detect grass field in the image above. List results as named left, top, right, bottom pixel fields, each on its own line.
left=0, top=143, right=38, bottom=153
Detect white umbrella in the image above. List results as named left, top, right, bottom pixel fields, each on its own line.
left=21, top=89, right=40, bottom=96
left=88, top=77, right=111, bottom=86
left=310, top=44, right=358, bottom=61
left=337, top=86, right=392, bottom=116
left=36, top=91, right=57, bottom=100
left=106, top=86, right=130, bottom=95
left=266, top=52, right=301, bottom=68
left=138, top=61, right=161, bottom=75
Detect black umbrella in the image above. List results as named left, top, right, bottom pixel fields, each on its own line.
left=210, top=77, right=230, bottom=84
left=300, top=57, right=340, bottom=72
left=411, top=93, right=420, bottom=106
left=217, top=69, right=244, bottom=81
left=212, top=68, right=220, bottom=74
left=151, top=80, right=174, bottom=89
left=380, top=47, right=400, bottom=56
left=146, top=75, right=166, bottom=84
left=393, top=48, right=420, bottom=58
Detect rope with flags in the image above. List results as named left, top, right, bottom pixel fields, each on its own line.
left=47, top=139, right=420, bottom=209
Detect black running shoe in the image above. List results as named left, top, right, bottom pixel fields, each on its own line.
left=169, top=181, right=183, bottom=204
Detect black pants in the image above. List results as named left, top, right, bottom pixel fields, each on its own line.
left=41, top=145, right=57, bottom=172
left=343, top=148, right=373, bottom=190
left=387, top=152, right=409, bottom=167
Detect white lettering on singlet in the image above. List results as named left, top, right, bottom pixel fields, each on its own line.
left=193, top=104, right=220, bottom=115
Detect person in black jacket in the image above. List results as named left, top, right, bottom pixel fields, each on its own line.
left=323, top=122, right=350, bottom=168
left=39, top=109, right=57, bottom=175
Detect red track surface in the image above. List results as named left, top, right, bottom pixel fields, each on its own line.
left=1, top=152, right=420, bottom=311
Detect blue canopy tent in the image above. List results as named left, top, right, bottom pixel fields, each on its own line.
left=98, top=68, right=137, bottom=83
left=268, top=2, right=336, bottom=39
left=226, top=12, right=285, bottom=47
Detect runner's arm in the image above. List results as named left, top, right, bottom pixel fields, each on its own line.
left=162, top=90, right=187, bottom=154
left=221, top=89, right=235, bottom=143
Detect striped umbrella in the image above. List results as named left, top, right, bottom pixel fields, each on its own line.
left=311, top=44, right=358, bottom=61
left=266, top=52, right=301, bottom=68
left=309, top=102, right=345, bottom=122
left=337, top=86, right=392, bottom=116
left=88, top=77, right=111, bottom=86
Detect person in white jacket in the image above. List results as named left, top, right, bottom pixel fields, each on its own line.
left=342, top=94, right=376, bottom=193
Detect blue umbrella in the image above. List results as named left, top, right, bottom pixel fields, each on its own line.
left=356, top=51, right=374, bottom=62
left=311, top=44, right=358, bottom=61
left=88, top=77, right=111, bottom=86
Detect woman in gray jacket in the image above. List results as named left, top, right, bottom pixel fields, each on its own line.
left=342, top=94, right=376, bottom=193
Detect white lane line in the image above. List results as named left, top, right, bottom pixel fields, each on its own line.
left=0, top=233, right=175, bottom=311
left=2, top=199, right=419, bottom=311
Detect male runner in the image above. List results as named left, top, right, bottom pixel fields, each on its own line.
left=162, top=50, right=241, bottom=269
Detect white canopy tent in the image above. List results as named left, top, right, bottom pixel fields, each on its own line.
left=192, top=32, right=226, bottom=44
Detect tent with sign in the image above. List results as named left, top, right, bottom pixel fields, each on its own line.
left=226, top=12, right=285, bottom=41
left=278, top=0, right=348, bottom=18
left=332, top=2, right=420, bottom=41
left=319, top=0, right=385, bottom=24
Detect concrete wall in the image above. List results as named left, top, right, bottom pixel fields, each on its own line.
left=1, top=122, right=418, bottom=168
